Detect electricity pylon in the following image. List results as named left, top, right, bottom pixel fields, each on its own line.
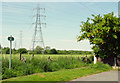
left=32, top=4, right=46, bottom=56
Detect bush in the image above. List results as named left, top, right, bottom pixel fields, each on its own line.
left=30, top=57, right=49, bottom=72
left=49, top=49, right=57, bottom=54
left=2, top=69, right=17, bottom=79
left=23, top=64, right=34, bottom=75
left=81, top=56, right=94, bottom=64
left=49, top=62, right=61, bottom=71
left=88, top=56, right=94, bottom=63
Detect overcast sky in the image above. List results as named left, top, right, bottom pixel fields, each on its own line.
left=1, top=1, right=118, bottom=51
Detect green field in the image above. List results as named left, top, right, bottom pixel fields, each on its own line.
left=2, top=54, right=92, bottom=60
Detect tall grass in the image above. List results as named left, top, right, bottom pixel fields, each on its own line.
left=2, top=55, right=92, bottom=79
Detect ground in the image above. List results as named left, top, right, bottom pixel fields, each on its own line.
left=70, top=70, right=118, bottom=81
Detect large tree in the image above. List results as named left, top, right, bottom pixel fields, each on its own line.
left=17, top=48, right=28, bottom=54
left=35, top=46, right=44, bottom=54
left=77, top=12, right=120, bottom=59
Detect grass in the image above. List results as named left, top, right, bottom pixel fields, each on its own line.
left=2, top=66, right=111, bottom=82
left=2, top=62, right=112, bottom=82
left=2, top=54, right=111, bottom=82
left=2, top=54, right=92, bottom=59
left=2, top=54, right=93, bottom=79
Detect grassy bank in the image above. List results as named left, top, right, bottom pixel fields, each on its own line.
left=2, top=54, right=93, bottom=79
left=2, top=62, right=111, bottom=82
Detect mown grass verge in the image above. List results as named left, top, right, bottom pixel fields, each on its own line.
left=2, top=62, right=112, bottom=83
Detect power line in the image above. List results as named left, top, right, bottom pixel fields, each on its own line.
left=78, top=2, right=98, bottom=15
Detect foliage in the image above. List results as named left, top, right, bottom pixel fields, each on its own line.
left=2, top=47, right=10, bottom=54
left=2, top=55, right=92, bottom=79
left=48, top=48, right=58, bottom=54
left=2, top=64, right=111, bottom=81
left=12, top=48, right=17, bottom=54
left=81, top=56, right=94, bottom=64
left=1, top=46, right=92, bottom=55
left=34, top=46, right=44, bottom=54
left=17, top=48, right=28, bottom=54
left=2, top=69, right=17, bottom=79
left=89, top=62, right=112, bottom=71
left=45, top=46, right=51, bottom=50
left=77, top=12, right=120, bottom=58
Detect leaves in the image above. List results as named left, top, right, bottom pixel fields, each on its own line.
left=113, top=34, right=117, bottom=39
left=78, top=12, right=120, bottom=58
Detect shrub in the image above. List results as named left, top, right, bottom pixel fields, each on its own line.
left=88, top=56, right=94, bottom=63
left=2, top=69, right=17, bottom=79
left=23, top=64, right=34, bottom=75
left=49, top=62, right=61, bottom=71
left=49, top=49, right=57, bottom=54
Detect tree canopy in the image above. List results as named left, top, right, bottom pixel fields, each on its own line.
left=1, top=46, right=92, bottom=55
left=77, top=12, right=120, bottom=58
left=35, top=46, right=44, bottom=54
left=17, top=48, right=28, bottom=54
left=2, top=47, right=10, bottom=54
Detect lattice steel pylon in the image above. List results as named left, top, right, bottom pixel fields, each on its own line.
left=32, top=4, right=46, bottom=56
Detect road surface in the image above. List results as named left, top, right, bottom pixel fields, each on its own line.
left=67, top=70, right=119, bottom=83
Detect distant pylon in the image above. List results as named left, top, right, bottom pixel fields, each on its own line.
left=32, top=4, right=46, bottom=56
left=19, top=30, right=22, bottom=48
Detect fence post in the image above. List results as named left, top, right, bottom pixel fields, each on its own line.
left=20, top=53, right=22, bottom=60
left=94, top=53, right=97, bottom=64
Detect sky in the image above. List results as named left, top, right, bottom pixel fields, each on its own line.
left=1, top=1, right=118, bottom=51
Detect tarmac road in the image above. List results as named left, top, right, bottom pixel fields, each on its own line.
left=67, top=70, right=119, bottom=83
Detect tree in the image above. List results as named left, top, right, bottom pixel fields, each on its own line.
left=44, top=46, right=51, bottom=54
left=35, top=46, right=44, bottom=54
left=49, top=48, right=57, bottom=54
left=2, top=47, right=10, bottom=54
left=77, top=12, right=120, bottom=59
left=45, top=46, right=51, bottom=50
left=12, top=48, right=17, bottom=54
left=17, top=48, right=28, bottom=54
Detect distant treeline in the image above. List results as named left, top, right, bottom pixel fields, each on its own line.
left=1, top=46, right=92, bottom=55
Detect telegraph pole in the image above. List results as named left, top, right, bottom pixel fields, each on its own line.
left=32, top=4, right=46, bottom=56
